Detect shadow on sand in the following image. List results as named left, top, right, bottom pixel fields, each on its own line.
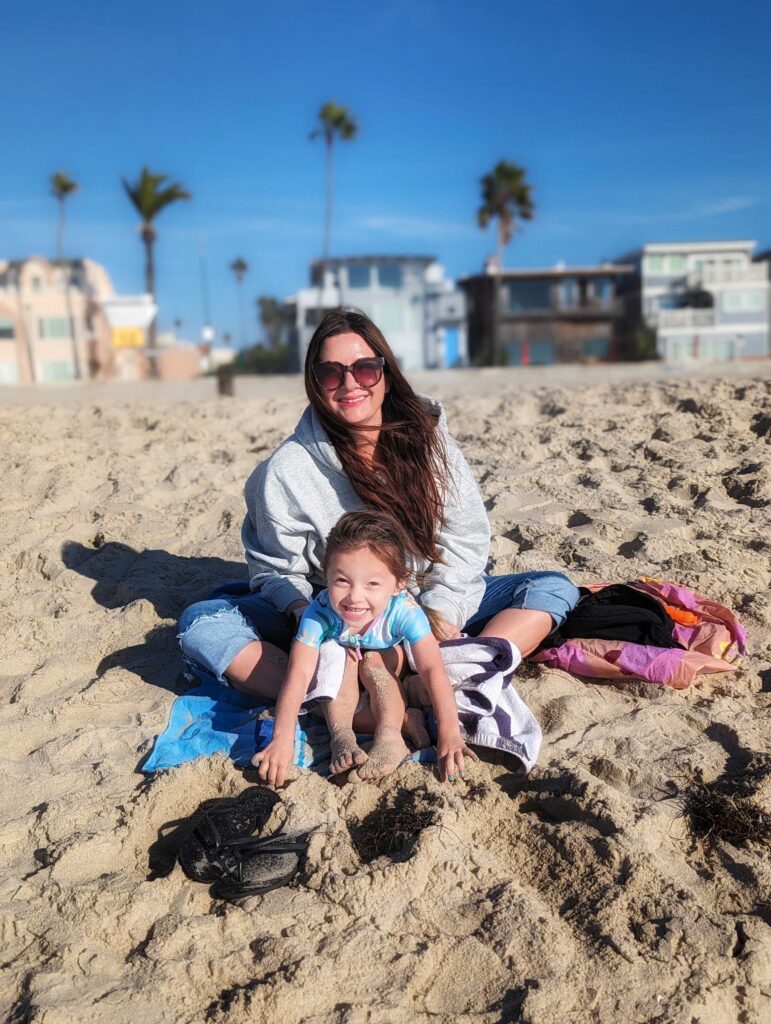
left=61, top=539, right=247, bottom=694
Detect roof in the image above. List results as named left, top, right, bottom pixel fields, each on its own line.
left=311, top=254, right=436, bottom=269
left=617, top=240, right=756, bottom=259
left=460, top=263, right=635, bottom=283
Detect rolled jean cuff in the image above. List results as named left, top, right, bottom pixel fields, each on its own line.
left=515, top=574, right=580, bottom=630
left=177, top=606, right=260, bottom=683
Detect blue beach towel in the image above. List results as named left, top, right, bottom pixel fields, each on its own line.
left=143, top=677, right=437, bottom=775
left=142, top=679, right=336, bottom=774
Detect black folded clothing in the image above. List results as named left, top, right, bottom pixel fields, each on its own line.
left=538, top=583, right=682, bottom=651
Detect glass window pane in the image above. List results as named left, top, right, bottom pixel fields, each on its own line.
left=0, top=318, right=15, bottom=339
left=646, top=256, right=664, bottom=273
left=347, top=265, right=371, bottom=289
left=377, top=263, right=402, bottom=288
left=508, top=279, right=551, bottom=311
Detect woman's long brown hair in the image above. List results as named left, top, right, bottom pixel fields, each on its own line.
left=304, top=309, right=447, bottom=564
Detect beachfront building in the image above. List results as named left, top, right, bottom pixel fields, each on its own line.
left=616, top=241, right=770, bottom=362
left=282, top=255, right=467, bottom=371
left=459, top=262, right=635, bottom=366
left=0, top=255, right=209, bottom=384
left=0, top=256, right=116, bottom=384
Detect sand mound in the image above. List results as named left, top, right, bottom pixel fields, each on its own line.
left=1, top=367, right=769, bottom=1023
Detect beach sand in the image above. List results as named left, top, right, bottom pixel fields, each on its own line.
left=1, top=362, right=769, bottom=1023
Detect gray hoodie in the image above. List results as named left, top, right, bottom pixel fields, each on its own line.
left=241, top=398, right=491, bottom=627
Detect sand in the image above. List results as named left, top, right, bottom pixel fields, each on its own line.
left=1, top=361, right=769, bottom=1024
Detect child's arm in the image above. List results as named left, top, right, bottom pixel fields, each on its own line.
left=410, top=632, right=477, bottom=782
left=252, top=640, right=319, bottom=787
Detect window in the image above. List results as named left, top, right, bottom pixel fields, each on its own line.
left=507, top=279, right=551, bottom=312
left=0, top=363, right=19, bottom=384
left=646, top=255, right=664, bottom=274
left=560, top=278, right=577, bottom=308
left=668, top=255, right=686, bottom=273
left=722, top=291, right=764, bottom=313
left=377, top=263, right=402, bottom=288
left=582, top=337, right=610, bottom=359
left=38, top=316, right=73, bottom=339
left=347, top=264, right=371, bottom=289
left=31, top=276, right=43, bottom=292
left=530, top=339, right=556, bottom=364
left=41, top=360, right=74, bottom=381
left=0, top=318, right=14, bottom=339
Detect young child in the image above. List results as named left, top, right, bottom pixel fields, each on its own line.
left=252, top=510, right=475, bottom=788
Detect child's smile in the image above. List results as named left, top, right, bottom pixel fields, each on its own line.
left=326, top=546, right=402, bottom=634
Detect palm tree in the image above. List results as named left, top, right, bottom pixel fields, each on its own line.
left=229, top=258, right=249, bottom=346
left=51, top=171, right=79, bottom=261
left=477, top=160, right=534, bottom=269
left=50, top=171, right=81, bottom=378
left=122, top=167, right=191, bottom=353
left=477, top=160, right=534, bottom=364
left=311, top=101, right=358, bottom=308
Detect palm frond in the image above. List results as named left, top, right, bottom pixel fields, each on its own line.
left=122, top=166, right=191, bottom=223
left=314, top=101, right=358, bottom=142
left=51, top=171, right=79, bottom=199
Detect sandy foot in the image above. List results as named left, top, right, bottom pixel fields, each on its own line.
left=328, top=727, right=369, bottom=775
left=350, top=725, right=411, bottom=781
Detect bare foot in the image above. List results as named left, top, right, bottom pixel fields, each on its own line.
left=403, top=707, right=430, bottom=750
left=329, top=727, right=368, bottom=776
left=350, top=725, right=410, bottom=781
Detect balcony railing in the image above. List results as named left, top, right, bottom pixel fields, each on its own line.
left=658, top=308, right=715, bottom=328
left=688, top=264, right=766, bottom=286
left=502, top=298, right=622, bottom=316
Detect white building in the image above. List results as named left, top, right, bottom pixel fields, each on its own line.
left=283, top=255, right=467, bottom=372
left=618, top=241, right=769, bottom=362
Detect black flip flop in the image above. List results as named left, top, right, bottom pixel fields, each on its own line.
left=177, top=786, right=281, bottom=883
left=210, top=829, right=316, bottom=900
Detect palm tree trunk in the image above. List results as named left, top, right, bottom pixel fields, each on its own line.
left=317, top=136, right=334, bottom=320
left=143, top=228, right=159, bottom=377
left=63, top=281, right=82, bottom=381
left=57, top=198, right=65, bottom=262
left=324, top=136, right=333, bottom=265
left=238, top=280, right=246, bottom=347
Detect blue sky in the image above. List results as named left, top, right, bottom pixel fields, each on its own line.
left=2, top=0, right=769, bottom=346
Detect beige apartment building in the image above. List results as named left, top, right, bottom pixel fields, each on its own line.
left=0, top=256, right=205, bottom=384
left=0, top=256, right=122, bottom=384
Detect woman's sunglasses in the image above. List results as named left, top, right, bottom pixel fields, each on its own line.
left=313, top=356, right=385, bottom=391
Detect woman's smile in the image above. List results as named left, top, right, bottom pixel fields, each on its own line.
left=319, top=332, right=387, bottom=433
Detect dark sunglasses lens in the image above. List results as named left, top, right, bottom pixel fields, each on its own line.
left=315, top=362, right=344, bottom=389
left=351, top=359, right=383, bottom=386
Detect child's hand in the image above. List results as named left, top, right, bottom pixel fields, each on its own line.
left=252, top=736, right=294, bottom=788
left=437, top=729, right=478, bottom=783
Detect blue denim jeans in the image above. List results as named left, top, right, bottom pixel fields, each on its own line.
left=177, top=571, right=579, bottom=685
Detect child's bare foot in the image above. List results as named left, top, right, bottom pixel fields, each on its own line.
left=329, top=727, right=368, bottom=776
left=403, top=707, right=430, bottom=750
left=350, top=725, right=410, bottom=781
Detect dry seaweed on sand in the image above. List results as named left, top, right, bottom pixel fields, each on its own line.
left=682, top=765, right=771, bottom=851
left=347, top=788, right=443, bottom=864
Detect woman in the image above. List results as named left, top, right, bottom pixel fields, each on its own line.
left=178, top=309, right=579, bottom=775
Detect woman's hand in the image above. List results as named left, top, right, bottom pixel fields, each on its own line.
left=436, top=728, right=478, bottom=783
left=423, top=608, right=462, bottom=641
left=285, top=600, right=309, bottom=626
left=252, top=735, right=294, bottom=788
